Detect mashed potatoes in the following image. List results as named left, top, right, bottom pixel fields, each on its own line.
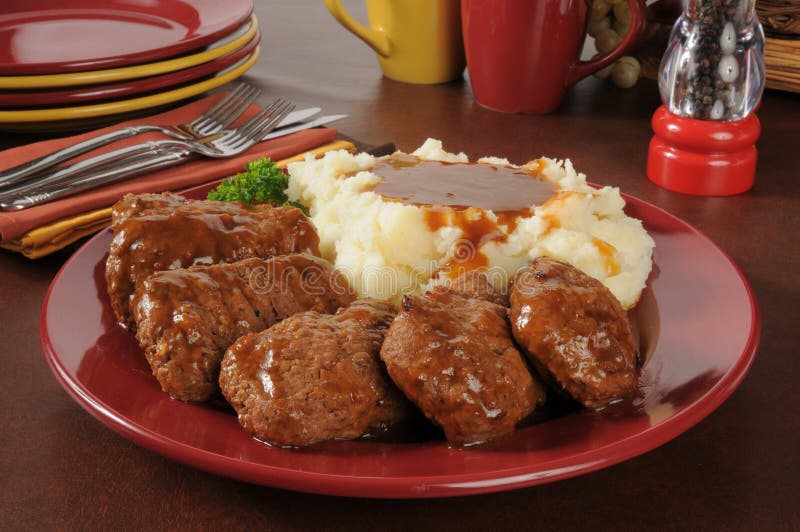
left=286, top=139, right=654, bottom=308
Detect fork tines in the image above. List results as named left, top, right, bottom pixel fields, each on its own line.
left=198, top=83, right=262, bottom=130
left=175, top=83, right=261, bottom=138
left=225, top=98, right=295, bottom=150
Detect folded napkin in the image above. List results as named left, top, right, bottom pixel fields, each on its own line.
left=0, top=207, right=112, bottom=258
left=0, top=92, right=338, bottom=245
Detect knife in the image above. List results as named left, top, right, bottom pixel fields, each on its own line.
left=0, top=114, right=349, bottom=211
left=275, top=107, right=320, bottom=129
left=263, top=114, right=347, bottom=139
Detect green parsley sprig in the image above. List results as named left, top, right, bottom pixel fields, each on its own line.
left=207, top=158, right=308, bottom=214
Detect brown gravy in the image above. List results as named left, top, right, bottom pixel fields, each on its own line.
left=592, top=238, right=622, bottom=276
left=370, top=154, right=555, bottom=211
left=364, top=155, right=558, bottom=276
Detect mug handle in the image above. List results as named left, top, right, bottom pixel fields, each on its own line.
left=323, top=0, right=392, bottom=57
left=565, top=0, right=647, bottom=87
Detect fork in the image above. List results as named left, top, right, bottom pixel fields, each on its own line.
left=0, top=83, right=261, bottom=190
left=0, top=99, right=295, bottom=211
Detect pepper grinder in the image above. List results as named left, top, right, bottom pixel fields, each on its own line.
left=647, top=0, right=765, bottom=196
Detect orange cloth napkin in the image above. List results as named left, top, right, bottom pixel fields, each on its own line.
left=0, top=92, right=338, bottom=243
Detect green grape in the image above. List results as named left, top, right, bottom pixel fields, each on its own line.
left=611, top=56, right=640, bottom=88
left=595, top=28, right=622, bottom=54
left=618, top=55, right=640, bottom=68
left=592, top=55, right=615, bottom=79
left=590, top=0, right=611, bottom=22
left=615, top=20, right=631, bottom=37
left=613, top=2, right=632, bottom=24
left=587, top=16, right=611, bottom=37
left=606, top=0, right=625, bottom=4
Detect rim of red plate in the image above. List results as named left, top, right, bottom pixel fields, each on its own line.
left=0, top=0, right=253, bottom=75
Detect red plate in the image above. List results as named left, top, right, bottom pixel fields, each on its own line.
left=0, top=29, right=260, bottom=108
left=40, top=189, right=760, bottom=498
left=0, top=0, right=253, bottom=75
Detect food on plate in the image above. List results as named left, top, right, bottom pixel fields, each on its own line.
left=286, top=138, right=654, bottom=308
left=381, top=272, right=546, bottom=446
left=103, top=141, right=654, bottom=449
left=106, top=192, right=320, bottom=329
left=220, top=300, right=413, bottom=447
left=132, top=254, right=354, bottom=402
left=509, top=256, right=638, bottom=408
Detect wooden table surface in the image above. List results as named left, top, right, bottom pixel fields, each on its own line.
left=1, top=1, right=798, bottom=529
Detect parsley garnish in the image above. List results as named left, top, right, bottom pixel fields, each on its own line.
left=207, top=158, right=308, bottom=214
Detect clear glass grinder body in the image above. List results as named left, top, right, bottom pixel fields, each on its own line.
left=659, top=0, right=765, bottom=120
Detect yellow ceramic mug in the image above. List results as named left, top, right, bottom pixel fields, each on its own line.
left=324, top=0, right=465, bottom=84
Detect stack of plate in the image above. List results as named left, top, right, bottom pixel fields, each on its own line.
left=0, top=0, right=259, bottom=131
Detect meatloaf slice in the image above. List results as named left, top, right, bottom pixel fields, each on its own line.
left=381, top=274, right=545, bottom=447
left=220, top=300, right=413, bottom=447
left=106, top=192, right=320, bottom=330
left=509, top=256, right=638, bottom=408
left=133, top=254, right=354, bottom=402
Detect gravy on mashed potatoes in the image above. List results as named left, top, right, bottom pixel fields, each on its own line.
left=286, top=139, right=654, bottom=308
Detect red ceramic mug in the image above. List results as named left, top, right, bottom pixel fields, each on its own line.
left=462, top=0, right=647, bottom=113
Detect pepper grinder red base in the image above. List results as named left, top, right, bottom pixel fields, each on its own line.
left=647, top=105, right=760, bottom=196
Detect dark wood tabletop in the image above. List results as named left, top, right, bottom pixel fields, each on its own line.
left=1, top=1, right=798, bottom=529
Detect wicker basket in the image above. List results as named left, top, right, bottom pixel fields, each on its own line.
left=758, top=0, right=800, bottom=93
left=758, top=0, right=800, bottom=36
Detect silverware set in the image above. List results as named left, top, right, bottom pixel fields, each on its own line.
left=0, top=83, right=347, bottom=211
